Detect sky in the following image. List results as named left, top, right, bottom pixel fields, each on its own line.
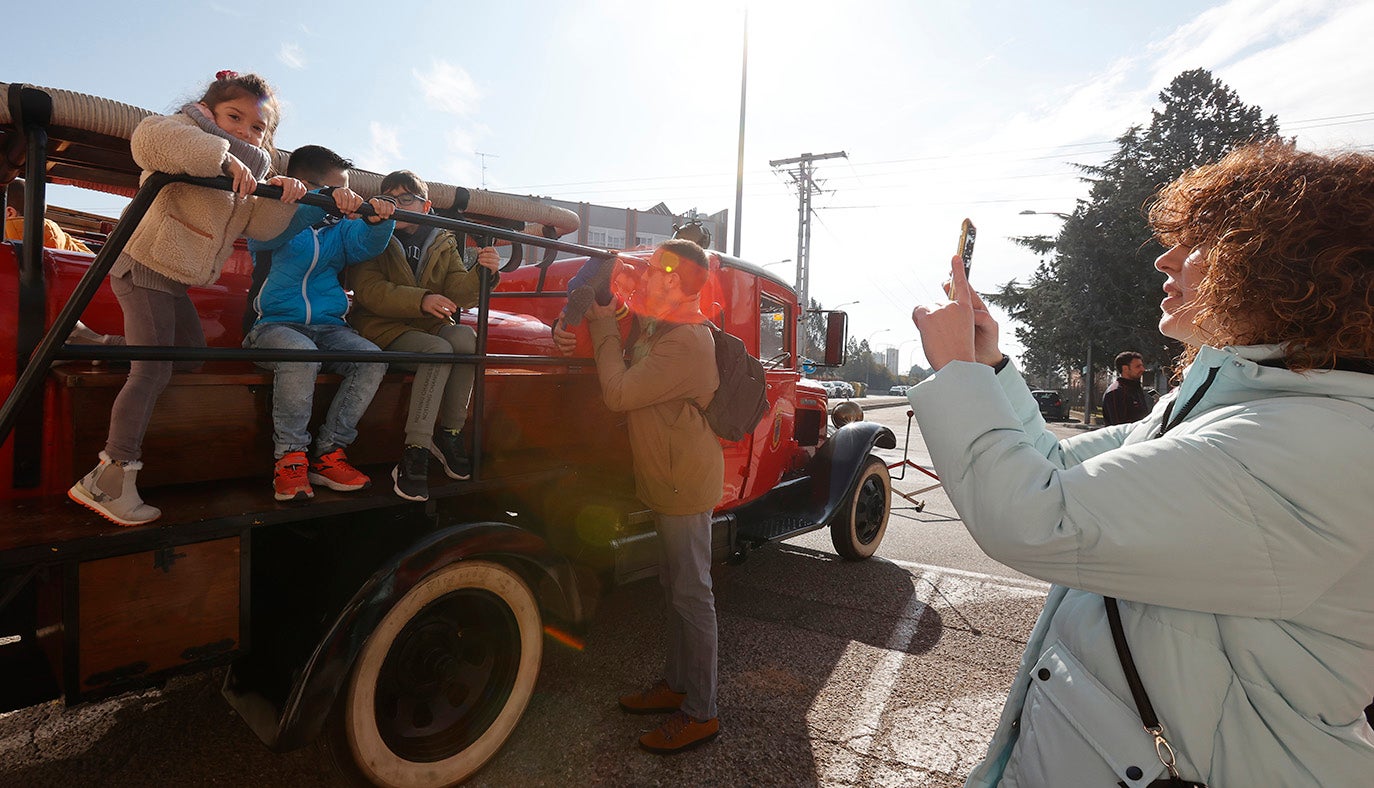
left=6, top=0, right=1374, bottom=371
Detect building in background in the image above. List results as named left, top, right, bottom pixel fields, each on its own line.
left=884, top=347, right=900, bottom=377
left=505, top=194, right=728, bottom=262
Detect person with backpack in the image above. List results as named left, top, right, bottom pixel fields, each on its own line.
left=555, top=238, right=724, bottom=753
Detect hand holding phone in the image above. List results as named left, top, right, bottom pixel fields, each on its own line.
left=957, top=218, right=976, bottom=279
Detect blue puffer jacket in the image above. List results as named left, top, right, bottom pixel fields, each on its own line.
left=246, top=198, right=394, bottom=327
left=910, top=344, right=1374, bottom=787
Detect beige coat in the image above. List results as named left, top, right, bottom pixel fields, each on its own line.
left=589, top=314, right=723, bottom=515
left=124, top=113, right=295, bottom=286
left=347, top=230, right=493, bottom=349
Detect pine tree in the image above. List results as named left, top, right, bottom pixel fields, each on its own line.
left=989, top=69, right=1280, bottom=385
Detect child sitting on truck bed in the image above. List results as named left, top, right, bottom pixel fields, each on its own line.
left=243, top=145, right=396, bottom=502
left=346, top=169, right=501, bottom=501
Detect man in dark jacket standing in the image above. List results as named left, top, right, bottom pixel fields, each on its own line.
left=1101, top=350, right=1150, bottom=425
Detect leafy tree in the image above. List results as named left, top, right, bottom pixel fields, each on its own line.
left=989, top=69, right=1280, bottom=385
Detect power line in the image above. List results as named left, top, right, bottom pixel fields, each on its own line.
left=500, top=110, right=1374, bottom=194
left=771, top=151, right=847, bottom=354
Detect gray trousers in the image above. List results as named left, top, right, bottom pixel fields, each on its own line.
left=105, top=276, right=204, bottom=462
left=656, top=510, right=718, bottom=720
left=385, top=324, right=477, bottom=448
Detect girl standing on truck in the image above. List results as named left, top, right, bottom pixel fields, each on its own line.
left=67, top=71, right=309, bottom=526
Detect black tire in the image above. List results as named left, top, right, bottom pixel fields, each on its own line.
left=830, top=457, right=891, bottom=560
left=321, top=560, right=542, bottom=787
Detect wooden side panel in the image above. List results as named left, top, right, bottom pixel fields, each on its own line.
left=63, top=373, right=414, bottom=488
left=77, top=537, right=240, bottom=689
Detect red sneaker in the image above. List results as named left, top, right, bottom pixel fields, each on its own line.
left=309, top=448, right=371, bottom=492
left=273, top=451, right=314, bottom=502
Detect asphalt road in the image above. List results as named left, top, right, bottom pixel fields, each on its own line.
left=0, top=399, right=1084, bottom=787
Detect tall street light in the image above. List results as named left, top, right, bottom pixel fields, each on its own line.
left=865, top=328, right=891, bottom=393
left=1019, top=209, right=1072, bottom=220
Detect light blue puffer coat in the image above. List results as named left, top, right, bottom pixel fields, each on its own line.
left=909, top=344, right=1374, bottom=787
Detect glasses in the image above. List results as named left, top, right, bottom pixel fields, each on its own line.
left=388, top=193, right=427, bottom=208
left=648, top=253, right=685, bottom=275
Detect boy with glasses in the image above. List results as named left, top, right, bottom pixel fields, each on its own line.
left=347, top=169, right=500, bottom=501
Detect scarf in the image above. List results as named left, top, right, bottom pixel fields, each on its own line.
left=181, top=103, right=272, bottom=181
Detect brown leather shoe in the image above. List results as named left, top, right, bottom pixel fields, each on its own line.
left=638, top=710, right=719, bottom=754
left=618, top=679, right=686, bottom=714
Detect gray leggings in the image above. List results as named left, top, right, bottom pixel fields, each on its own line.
left=104, top=275, right=205, bottom=462
left=386, top=324, right=478, bottom=448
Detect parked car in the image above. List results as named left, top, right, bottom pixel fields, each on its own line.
left=834, top=381, right=855, bottom=398
left=888, top=385, right=910, bottom=396
left=1032, top=389, right=1071, bottom=421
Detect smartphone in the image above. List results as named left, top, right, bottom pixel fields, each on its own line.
left=956, top=218, right=976, bottom=278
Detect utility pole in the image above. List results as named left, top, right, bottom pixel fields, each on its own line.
left=732, top=11, right=748, bottom=257
left=769, top=150, right=846, bottom=355
left=475, top=152, right=498, bottom=189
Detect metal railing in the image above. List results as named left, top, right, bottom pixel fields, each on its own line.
left=0, top=172, right=616, bottom=488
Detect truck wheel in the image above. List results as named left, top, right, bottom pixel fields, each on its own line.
left=322, top=560, right=542, bottom=787
left=830, top=457, right=891, bottom=560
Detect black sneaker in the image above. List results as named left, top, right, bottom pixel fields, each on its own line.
left=562, top=256, right=616, bottom=326
left=392, top=445, right=430, bottom=501
left=562, top=285, right=597, bottom=327
left=431, top=430, right=472, bottom=480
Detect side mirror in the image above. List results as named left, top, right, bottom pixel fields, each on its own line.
left=822, top=311, right=847, bottom=366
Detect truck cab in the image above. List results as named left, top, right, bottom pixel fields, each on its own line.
left=0, top=81, right=894, bottom=786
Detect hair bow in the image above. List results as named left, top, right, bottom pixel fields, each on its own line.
left=215, top=70, right=239, bottom=81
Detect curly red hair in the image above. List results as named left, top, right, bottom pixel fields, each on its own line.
left=1149, top=142, right=1374, bottom=371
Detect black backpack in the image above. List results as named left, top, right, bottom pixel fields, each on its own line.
left=696, top=322, right=770, bottom=442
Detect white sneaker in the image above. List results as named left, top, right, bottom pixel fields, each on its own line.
left=68, top=451, right=161, bottom=526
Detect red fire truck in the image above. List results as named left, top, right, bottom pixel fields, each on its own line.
left=0, top=82, right=894, bottom=786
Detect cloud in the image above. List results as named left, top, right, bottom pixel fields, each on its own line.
left=414, top=60, right=481, bottom=116
left=278, top=42, right=306, bottom=70
left=360, top=122, right=402, bottom=174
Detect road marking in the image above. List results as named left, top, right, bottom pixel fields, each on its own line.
left=888, top=558, right=1050, bottom=592
left=810, top=563, right=1047, bottom=785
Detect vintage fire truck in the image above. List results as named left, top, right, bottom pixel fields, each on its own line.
left=0, top=82, right=895, bottom=786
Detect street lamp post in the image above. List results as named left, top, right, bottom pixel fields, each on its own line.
left=1018, top=209, right=1071, bottom=220
left=865, top=328, right=890, bottom=393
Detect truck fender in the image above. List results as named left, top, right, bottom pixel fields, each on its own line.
left=812, top=421, right=897, bottom=524
left=225, top=521, right=575, bottom=753
left=729, top=420, right=896, bottom=544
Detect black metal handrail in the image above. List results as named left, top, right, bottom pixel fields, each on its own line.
left=0, top=172, right=604, bottom=487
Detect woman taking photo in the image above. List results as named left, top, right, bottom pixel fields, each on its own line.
left=910, top=143, right=1374, bottom=786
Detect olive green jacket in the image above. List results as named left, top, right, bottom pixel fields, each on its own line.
left=347, top=229, right=496, bottom=349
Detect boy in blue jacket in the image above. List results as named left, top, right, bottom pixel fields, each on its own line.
left=244, top=145, right=396, bottom=501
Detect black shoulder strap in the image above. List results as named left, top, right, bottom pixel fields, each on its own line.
left=1104, top=366, right=1221, bottom=787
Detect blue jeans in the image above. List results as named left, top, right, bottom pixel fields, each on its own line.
left=244, top=322, right=386, bottom=458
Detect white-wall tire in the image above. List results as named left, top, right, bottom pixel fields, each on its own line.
left=326, top=560, right=542, bottom=787
left=830, top=457, right=891, bottom=560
